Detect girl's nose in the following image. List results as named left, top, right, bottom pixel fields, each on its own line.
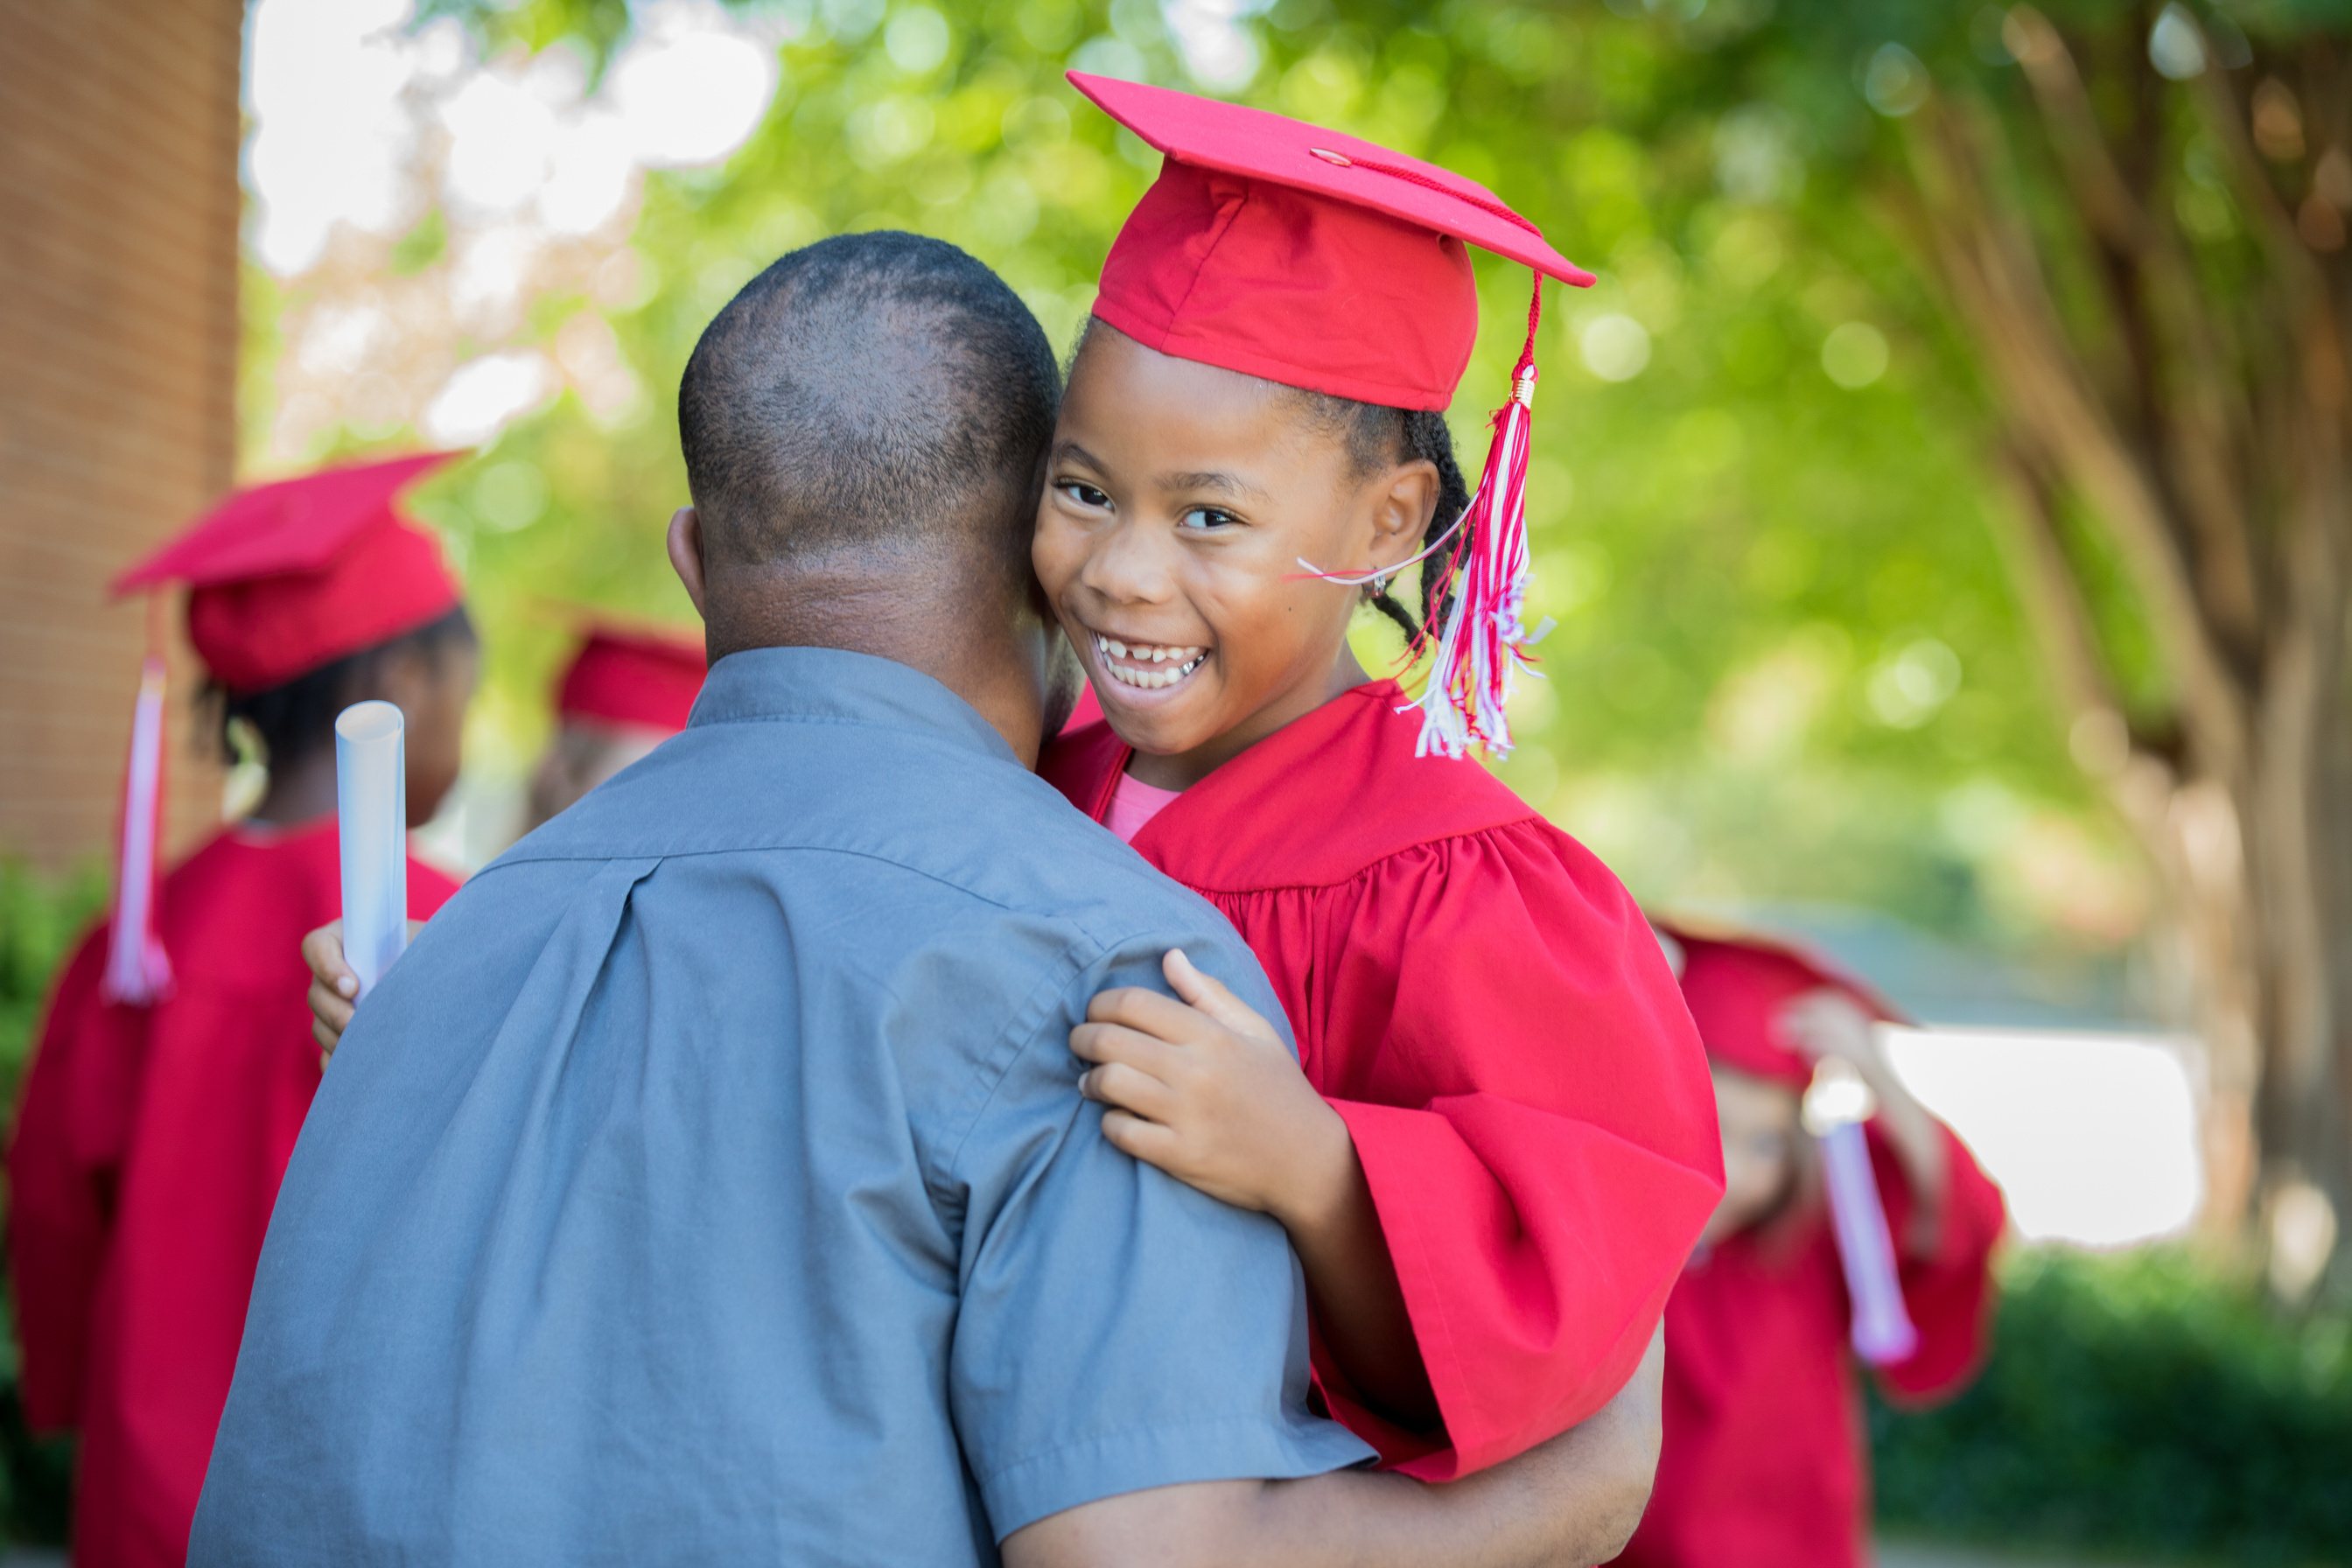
left=1080, top=516, right=1175, bottom=605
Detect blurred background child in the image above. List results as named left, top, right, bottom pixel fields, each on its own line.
left=6, top=455, right=477, bottom=1568
left=522, top=620, right=704, bottom=833
left=1622, top=922, right=2007, bottom=1568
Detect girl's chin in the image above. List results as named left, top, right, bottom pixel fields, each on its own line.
left=1092, top=678, right=1218, bottom=753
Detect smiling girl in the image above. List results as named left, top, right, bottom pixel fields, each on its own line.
left=1032, top=76, right=1724, bottom=1479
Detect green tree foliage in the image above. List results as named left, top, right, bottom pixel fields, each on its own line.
left=326, top=0, right=2160, bottom=962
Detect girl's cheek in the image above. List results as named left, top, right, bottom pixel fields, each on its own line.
left=1029, top=522, right=1081, bottom=599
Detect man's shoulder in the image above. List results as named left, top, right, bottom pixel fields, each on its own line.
left=490, top=710, right=1230, bottom=953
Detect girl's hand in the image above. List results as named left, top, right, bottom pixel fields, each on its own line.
left=1072, top=950, right=1352, bottom=1227
left=1774, top=985, right=1950, bottom=1250
left=1080, top=952, right=1438, bottom=1429
left=305, top=920, right=358, bottom=1058
left=1774, top=988, right=1886, bottom=1084
left=304, top=917, right=426, bottom=1062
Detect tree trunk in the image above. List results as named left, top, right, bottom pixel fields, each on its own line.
left=1886, top=10, right=2352, bottom=1274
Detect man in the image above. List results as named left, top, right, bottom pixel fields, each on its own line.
left=194, top=234, right=1658, bottom=1566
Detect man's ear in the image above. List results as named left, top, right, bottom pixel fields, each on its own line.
left=667, top=506, right=709, bottom=615
left=1368, top=459, right=1440, bottom=571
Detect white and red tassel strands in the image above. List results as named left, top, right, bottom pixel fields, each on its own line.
left=1410, top=271, right=1550, bottom=760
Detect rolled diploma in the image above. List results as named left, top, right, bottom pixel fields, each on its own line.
left=336, top=701, right=408, bottom=997
left=1819, top=1117, right=1920, bottom=1367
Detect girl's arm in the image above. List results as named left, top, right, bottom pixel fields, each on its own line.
left=1072, top=951, right=1440, bottom=1432
left=1776, top=989, right=1950, bottom=1253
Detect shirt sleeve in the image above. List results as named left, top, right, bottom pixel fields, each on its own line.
left=946, top=928, right=1376, bottom=1541
left=1317, top=821, right=1727, bottom=1480
left=1871, top=1119, right=2006, bottom=1404
left=4, top=925, right=138, bottom=1432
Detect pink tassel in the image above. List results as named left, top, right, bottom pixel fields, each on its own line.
left=1819, top=1118, right=1922, bottom=1366
left=102, top=620, right=174, bottom=1006
left=1410, top=270, right=1547, bottom=760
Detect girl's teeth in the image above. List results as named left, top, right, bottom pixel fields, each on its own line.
left=1095, top=634, right=1206, bottom=691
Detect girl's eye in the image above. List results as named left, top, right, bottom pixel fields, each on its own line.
left=1057, top=480, right=1111, bottom=509
left=1177, top=507, right=1240, bottom=532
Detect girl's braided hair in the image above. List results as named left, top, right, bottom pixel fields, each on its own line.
left=1287, top=395, right=1472, bottom=643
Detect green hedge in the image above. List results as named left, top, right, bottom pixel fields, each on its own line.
left=1872, top=1247, right=2352, bottom=1566
left=0, top=859, right=102, bottom=1543
left=0, top=860, right=105, bottom=1111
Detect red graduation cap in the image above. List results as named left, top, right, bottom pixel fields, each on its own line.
left=114, top=452, right=466, bottom=693
left=556, top=623, right=707, bottom=735
left=1071, top=73, right=1593, bottom=758
left=98, top=452, right=466, bottom=1005
left=1656, top=918, right=1912, bottom=1089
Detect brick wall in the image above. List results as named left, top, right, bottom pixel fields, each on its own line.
left=0, top=0, right=244, bottom=872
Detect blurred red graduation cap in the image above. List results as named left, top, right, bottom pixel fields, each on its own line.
left=113, top=452, right=466, bottom=693
left=100, top=452, right=466, bottom=1005
left=1653, top=917, right=1912, bottom=1090
left=1070, top=73, right=1589, bottom=758
left=556, top=622, right=707, bottom=735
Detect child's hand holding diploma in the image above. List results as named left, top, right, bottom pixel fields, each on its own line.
left=1074, top=951, right=1440, bottom=1432
left=302, top=918, right=424, bottom=1061
left=1774, top=989, right=1950, bottom=1252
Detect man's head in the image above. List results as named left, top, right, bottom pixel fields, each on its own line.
left=668, top=232, right=1076, bottom=757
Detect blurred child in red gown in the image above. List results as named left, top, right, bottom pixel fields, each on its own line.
left=522, top=620, right=705, bottom=833
left=6, top=455, right=478, bottom=1568
left=1620, top=923, right=2008, bottom=1568
left=1032, top=75, right=1723, bottom=1481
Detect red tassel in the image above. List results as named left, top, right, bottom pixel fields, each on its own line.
left=1410, top=269, right=1548, bottom=759
left=102, top=600, right=174, bottom=1006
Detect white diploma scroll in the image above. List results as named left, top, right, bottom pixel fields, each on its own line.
left=335, top=701, right=408, bottom=998
left=1805, top=1063, right=1921, bottom=1368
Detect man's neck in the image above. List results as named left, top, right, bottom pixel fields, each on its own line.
left=707, top=576, right=1046, bottom=768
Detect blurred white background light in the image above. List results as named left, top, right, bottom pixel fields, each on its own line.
left=610, top=7, right=780, bottom=169
left=248, top=0, right=780, bottom=279
left=243, top=0, right=785, bottom=457
left=1580, top=312, right=1653, bottom=382
left=423, top=351, right=555, bottom=446
left=246, top=0, right=423, bottom=274
left=1885, top=1027, right=2204, bottom=1248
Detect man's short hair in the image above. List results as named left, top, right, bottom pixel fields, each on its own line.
left=679, top=232, right=1060, bottom=570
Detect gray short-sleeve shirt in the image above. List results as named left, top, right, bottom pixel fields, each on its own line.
left=191, top=648, right=1372, bottom=1567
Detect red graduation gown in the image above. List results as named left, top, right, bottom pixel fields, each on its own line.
left=1041, top=680, right=1725, bottom=1479
left=1620, top=1121, right=2006, bottom=1568
left=7, top=821, right=458, bottom=1568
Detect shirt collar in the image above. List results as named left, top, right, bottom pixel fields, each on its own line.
left=689, top=646, right=1019, bottom=766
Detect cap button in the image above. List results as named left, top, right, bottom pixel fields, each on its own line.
left=1307, top=147, right=1353, bottom=167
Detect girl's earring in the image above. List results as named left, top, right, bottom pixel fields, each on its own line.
left=1368, top=571, right=1391, bottom=598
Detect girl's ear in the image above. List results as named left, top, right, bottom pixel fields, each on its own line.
left=1367, top=458, right=1441, bottom=570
